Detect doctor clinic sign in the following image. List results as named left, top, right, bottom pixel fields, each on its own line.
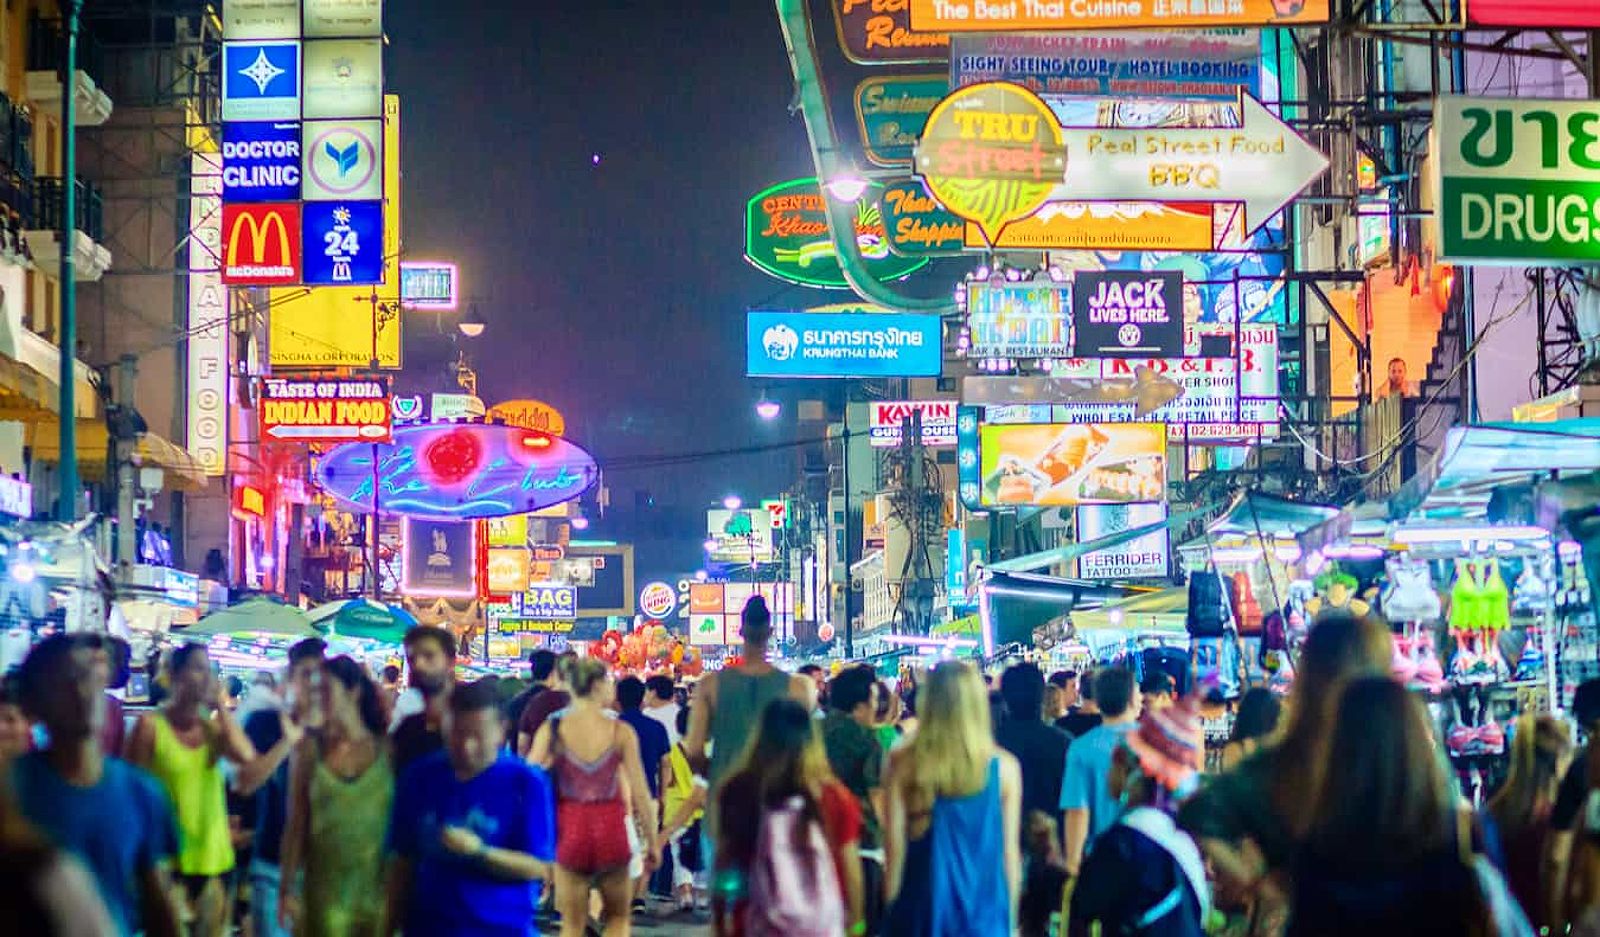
left=1438, top=96, right=1600, bottom=264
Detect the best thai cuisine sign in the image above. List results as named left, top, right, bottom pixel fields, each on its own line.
left=260, top=376, right=392, bottom=442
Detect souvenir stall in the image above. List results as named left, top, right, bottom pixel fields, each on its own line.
left=1299, top=421, right=1600, bottom=802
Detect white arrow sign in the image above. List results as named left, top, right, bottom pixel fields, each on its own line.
left=1053, top=94, right=1328, bottom=234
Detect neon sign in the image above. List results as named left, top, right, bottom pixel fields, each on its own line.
left=315, top=421, right=598, bottom=521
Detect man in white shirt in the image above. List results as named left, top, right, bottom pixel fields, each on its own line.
left=642, top=674, right=681, bottom=745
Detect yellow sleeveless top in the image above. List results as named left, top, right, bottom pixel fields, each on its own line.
left=148, top=713, right=234, bottom=876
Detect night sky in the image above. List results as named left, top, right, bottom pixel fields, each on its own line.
left=388, top=0, right=814, bottom=567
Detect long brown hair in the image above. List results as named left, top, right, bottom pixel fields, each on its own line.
left=721, top=699, right=836, bottom=870
left=1488, top=714, right=1571, bottom=838
left=1272, top=610, right=1392, bottom=836
left=1304, top=678, right=1456, bottom=867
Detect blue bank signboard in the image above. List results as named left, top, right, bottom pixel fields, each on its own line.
left=746, top=311, right=942, bottom=378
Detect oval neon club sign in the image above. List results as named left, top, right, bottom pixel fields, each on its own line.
left=315, top=422, right=598, bottom=521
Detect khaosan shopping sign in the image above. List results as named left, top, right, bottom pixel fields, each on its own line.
left=315, top=422, right=598, bottom=521
left=744, top=178, right=927, bottom=288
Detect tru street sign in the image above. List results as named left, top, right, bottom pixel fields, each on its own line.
left=1436, top=96, right=1600, bottom=265
left=1051, top=93, right=1328, bottom=234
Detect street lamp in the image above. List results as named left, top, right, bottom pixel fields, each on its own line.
left=824, top=173, right=870, bottom=202
left=457, top=303, right=487, bottom=338
left=755, top=393, right=781, bottom=421
left=723, top=495, right=742, bottom=511
left=702, top=538, right=719, bottom=553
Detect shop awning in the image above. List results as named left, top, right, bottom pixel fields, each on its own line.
left=24, top=421, right=209, bottom=492
left=1391, top=421, right=1600, bottom=523
left=1070, top=586, right=1190, bottom=634
left=1205, top=490, right=1339, bottom=539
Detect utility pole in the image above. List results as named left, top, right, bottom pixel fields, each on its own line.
left=841, top=398, right=853, bottom=660
left=362, top=289, right=390, bottom=600
left=56, top=0, right=82, bottom=520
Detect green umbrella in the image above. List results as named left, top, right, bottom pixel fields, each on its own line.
left=184, top=596, right=316, bottom=638
left=307, top=598, right=418, bottom=645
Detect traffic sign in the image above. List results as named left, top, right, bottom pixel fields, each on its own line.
left=1051, top=93, right=1328, bottom=234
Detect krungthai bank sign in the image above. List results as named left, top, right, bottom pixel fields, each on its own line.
left=221, top=202, right=302, bottom=284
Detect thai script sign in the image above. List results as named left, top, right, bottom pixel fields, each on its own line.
left=1437, top=96, right=1600, bottom=265
left=747, top=311, right=943, bottom=378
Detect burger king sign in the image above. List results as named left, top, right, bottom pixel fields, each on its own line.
left=639, top=581, right=677, bottom=620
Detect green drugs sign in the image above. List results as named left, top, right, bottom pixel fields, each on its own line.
left=1438, top=95, right=1600, bottom=264
left=879, top=179, right=966, bottom=256
left=744, top=177, right=928, bottom=289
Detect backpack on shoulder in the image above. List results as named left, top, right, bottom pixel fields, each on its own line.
left=745, top=795, right=846, bottom=936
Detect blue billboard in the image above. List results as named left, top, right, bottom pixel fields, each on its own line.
left=746, top=311, right=942, bottom=378
left=221, top=41, right=300, bottom=122
left=301, top=200, right=383, bottom=286
left=222, top=122, right=301, bottom=202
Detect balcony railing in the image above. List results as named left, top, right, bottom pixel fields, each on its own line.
left=32, top=176, right=103, bottom=243
left=26, top=14, right=104, bottom=90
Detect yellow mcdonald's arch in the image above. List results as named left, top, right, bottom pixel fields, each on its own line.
left=270, top=94, right=403, bottom=368
left=226, top=209, right=293, bottom=266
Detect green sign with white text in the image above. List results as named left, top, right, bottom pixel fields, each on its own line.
left=1438, top=95, right=1600, bottom=264
left=743, top=178, right=928, bottom=289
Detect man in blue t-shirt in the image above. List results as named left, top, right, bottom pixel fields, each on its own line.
left=1061, top=666, right=1143, bottom=874
left=386, top=676, right=556, bottom=936
left=9, top=633, right=183, bottom=936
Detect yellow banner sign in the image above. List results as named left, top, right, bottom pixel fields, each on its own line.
left=965, top=202, right=1217, bottom=251
left=487, top=399, right=567, bottom=436
left=270, top=94, right=402, bottom=367
left=909, top=0, right=1329, bottom=32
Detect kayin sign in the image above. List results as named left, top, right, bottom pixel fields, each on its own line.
left=915, top=82, right=1066, bottom=244
left=744, top=178, right=927, bottom=289
left=1071, top=270, right=1183, bottom=358
left=1436, top=96, right=1600, bottom=265
left=832, top=0, right=949, bottom=65
left=869, top=401, right=959, bottom=448
left=259, top=376, right=391, bottom=442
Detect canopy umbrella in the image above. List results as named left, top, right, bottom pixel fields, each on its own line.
left=183, top=596, right=316, bottom=638
left=308, top=598, right=417, bottom=644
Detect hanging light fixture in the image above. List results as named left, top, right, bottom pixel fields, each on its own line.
left=457, top=303, right=487, bottom=338
left=755, top=392, right=781, bottom=420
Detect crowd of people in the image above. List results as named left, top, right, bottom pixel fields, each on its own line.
left=4, top=597, right=1600, bottom=935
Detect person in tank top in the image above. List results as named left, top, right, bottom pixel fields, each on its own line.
left=126, top=644, right=283, bottom=937
left=280, top=656, right=393, bottom=937
left=681, top=595, right=814, bottom=857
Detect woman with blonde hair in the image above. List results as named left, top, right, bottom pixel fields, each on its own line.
left=883, top=661, right=1022, bottom=935
left=1481, top=713, right=1570, bottom=928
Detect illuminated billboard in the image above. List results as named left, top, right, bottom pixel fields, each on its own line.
left=868, top=400, right=958, bottom=448
left=743, top=178, right=927, bottom=289
left=747, top=310, right=942, bottom=378
left=687, top=582, right=795, bottom=647
left=260, top=376, right=390, bottom=442
left=221, top=202, right=302, bottom=284
left=965, top=279, right=1072, bottom=359
left=705, top=509, right=775, bottom=563
left=909, top=0, right=1329, bottom=31
left=401, top=518, right=476, bottom=597
left=315, top=422, right=599, bottom=521
left=978, top=423, right=1166, bottom=507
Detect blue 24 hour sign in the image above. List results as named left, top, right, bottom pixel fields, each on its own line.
left=301, top=200, right=383, bottom=286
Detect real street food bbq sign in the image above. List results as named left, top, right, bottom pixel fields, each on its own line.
left=260, top=376, right=392, bottom=443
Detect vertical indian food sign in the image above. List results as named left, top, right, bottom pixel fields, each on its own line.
left=188, top=149, right=228, bottom=475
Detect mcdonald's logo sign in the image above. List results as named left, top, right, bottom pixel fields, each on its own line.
left=221, top=202, right=302, bottom=285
